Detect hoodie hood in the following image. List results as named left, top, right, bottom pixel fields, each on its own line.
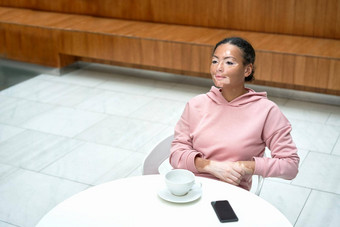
left=206, top=86, right=267, bottom=107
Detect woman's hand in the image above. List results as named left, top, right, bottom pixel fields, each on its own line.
left=207, top=160, right=246, bottom=186
left=195, top=157, right=254, bottom=186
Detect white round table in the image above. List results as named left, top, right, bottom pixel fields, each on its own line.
left=36, top=175, right=292, bottom=227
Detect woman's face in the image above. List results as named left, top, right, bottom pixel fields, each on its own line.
left=210, top=43, right=252, bottom=88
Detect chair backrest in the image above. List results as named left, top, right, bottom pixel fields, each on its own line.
left=142, top=135, right=174, bottom=175
left=142, top=134, right=264, bottom=196
left=251, top=175, right=264, bottom=196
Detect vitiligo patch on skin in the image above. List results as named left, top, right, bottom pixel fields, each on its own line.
left=214, top=76, right=230, bottom=87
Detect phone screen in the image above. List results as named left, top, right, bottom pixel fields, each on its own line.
left=211, top=200, right=238, bottom=223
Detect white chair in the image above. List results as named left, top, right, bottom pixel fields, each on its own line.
left=142, top=135, right=264, bottom=196
left=142, top=135, right=174, bottom=175
left=252, top=174, right=264, bottom=196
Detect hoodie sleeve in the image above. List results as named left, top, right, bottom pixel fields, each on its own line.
left=253, top=105, right=300, bottom=179
left=170, top=103, right=202, bottom=173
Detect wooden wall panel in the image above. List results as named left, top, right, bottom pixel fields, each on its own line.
left=293, top=0, right=316, bottom=37
left=304, top=57, right=320, bottom=88
left=315, top=58, right=331, bottom=89
left=0, top=0, right=339, bottom=39
left=293, top=56, right=307, bottom=87
left=60, top=31, right=213, bottom=75
left=2, top=24, right=60, bottom=67
left=256, top=53, right=297, bottom=85
left=0, top=24, right=4, bottom=56
left=294, top=57, right=330, bottom=91
left=328, top=60, right=340, bottom=91
left=138, top=40, right=212, bottom=75
left=281, top=55, right=296, bottom=85
left=0, top=5, right=338, bottom=94
left=254, top=52, right=339, bottom=93
left=270, top=54, right=285, bottom=84
left=255, top=52, right=273, bottom=82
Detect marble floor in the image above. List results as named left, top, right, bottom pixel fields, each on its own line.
left=0, top=62, right=339, bottom=227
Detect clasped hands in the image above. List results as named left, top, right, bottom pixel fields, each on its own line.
left=195, top=157, right=255, bottom=186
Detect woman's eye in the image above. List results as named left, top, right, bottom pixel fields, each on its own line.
left=212, top=60, right=218, bottom=64
left=226, top=61, right=234, bottom=65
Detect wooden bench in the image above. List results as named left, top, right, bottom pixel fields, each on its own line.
left=0, top=1, right=339, bottom=95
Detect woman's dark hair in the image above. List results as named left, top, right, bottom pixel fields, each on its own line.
left=213, top=37, right=255, bottom=82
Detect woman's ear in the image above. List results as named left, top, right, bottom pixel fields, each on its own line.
left=244, top=64, right=253, bottom=77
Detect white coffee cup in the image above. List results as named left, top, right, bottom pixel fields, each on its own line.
left=165, top=169, right=195, bottom=196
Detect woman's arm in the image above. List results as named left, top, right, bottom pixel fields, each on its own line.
left=170, top=103, right=203, bottom=173
left=254, top=105, right=299, bottom=179
left=238, top=161, right=255, bottom=175
left=254, top=125, right=299, bottom=179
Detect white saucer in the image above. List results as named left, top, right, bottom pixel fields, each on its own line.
left=157, top=184, right=202, bottom=203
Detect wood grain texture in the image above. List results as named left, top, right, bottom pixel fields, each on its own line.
left=328, top=59, right=340, bottom=91
left=0, top=24, right=4, bottom=55
left=0, top=7, right=338, bottom=58
left=0, top=6, right=339, bottom=95
left=255, top=52, right=340, bottom=94
left=0, top=0, right=339, bottom=38
left=1, top=24, right=60, bottom=67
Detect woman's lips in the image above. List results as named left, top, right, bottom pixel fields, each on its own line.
left=214, top=75, right=230, bottom=85
left=215, top=75, right=226, bottom=80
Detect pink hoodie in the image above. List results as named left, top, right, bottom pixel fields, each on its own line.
left=170, top=86, right=299, bottom=190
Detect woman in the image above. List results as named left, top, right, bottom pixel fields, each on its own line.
left=170, top=37, right=299, bottom=191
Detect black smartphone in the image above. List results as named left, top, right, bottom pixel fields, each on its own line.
left=211, top=200, right=238, bottom=223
